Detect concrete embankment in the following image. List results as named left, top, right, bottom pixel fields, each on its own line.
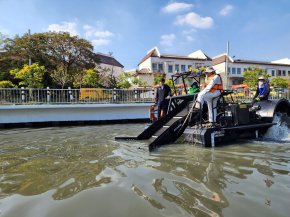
left=0, top=103, right=151, bottom=127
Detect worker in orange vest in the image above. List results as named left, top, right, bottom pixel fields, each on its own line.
left=194, top=66, right=223, bottom=125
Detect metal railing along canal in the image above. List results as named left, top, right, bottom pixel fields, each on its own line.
left=0, top=88, right=156, bottom=105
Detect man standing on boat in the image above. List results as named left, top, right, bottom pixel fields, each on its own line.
left=194, top=67, right=223, bottom=126
left=155, top=78, right=172, bottom=119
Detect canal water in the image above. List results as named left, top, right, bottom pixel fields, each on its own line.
left=0, top=124, right=290, bottom=217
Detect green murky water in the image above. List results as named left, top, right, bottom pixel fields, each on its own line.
left=0, top=124, right=290, bottom=217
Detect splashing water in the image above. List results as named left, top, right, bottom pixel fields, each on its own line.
left=263, top=113, right=290, bottom=141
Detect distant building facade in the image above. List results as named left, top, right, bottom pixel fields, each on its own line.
left=212, top=54, right=290, bottom=88
left=137, top=47, right=212, bottom=86
left=95, top=53, right=124, bottom=77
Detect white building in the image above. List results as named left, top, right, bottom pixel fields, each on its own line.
left=137, top=47, right=212, bottom=86
left=95, top=53, right=124, bottom=77
left=212, top=54, right=290, bottom=88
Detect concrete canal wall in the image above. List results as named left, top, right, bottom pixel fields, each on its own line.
left=0, top=103, right=152, bottom=126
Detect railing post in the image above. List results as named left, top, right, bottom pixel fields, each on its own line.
left=21, top=87, right=25, bottom=102
left=134, top=89, right=137, bottom=100
left=68, top=87, right=74, bottom=101
left=113, top=88, right=116, bottom=102
left=47, top=87, right=50, bottom=103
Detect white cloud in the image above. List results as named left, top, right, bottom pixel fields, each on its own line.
left=182, top=29, right=197, bottom=35
left=160, top=34, right=176, bottom=47
left=219, top=5, right=233, bottom=16
left=46, top=21, right=114, bottom=47
left=92, top=38, right=110, bottom=46
left=47, top=22, right=79, bottom=36
left=162, top=2, right=193, bottom=13
left=83, top=25, right=94, bottom=38
left=175, top=12, right=213, bottom=29
left=83, top=24, right=114, bottom=47
left=186, top=35, right=194, bottom=42
left=94, top=30, right=114, bottom=38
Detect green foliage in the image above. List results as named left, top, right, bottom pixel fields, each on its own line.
left=193, top=66, right=206, bottom=73
left=72, top=70, right=86, bottom=88
left=10, top=63, right=45, bottom=88
left=118, top=79, right=131, bottom=89
left=132, top=77, right=147, bottom=86
left=132, top=77, right=140, bottom=85
left=50, top=64, right=70, bottom=89
left=83, top=69, right=101, bottom=87
left=165, top=78, right=174, bottom=89
left=154, top=74, right=165, bottom=85
left=270, top=77, right=290, bottom=88
left=243, top=67, right=270, bottom=88
left=0, top=80, right=16, bottom=88
left=0, top=71, right=13, bottom=81
left=117, top=72, right=132, bottom=89
left=3, top=32, right=96, bottom=88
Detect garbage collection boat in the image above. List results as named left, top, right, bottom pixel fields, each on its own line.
left=115, top=71, right=290, bottom=151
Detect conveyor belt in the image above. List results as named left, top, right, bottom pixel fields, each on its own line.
left=148, top=107, right=199, bottom=151
left=115, top=95, right=195, bottom=141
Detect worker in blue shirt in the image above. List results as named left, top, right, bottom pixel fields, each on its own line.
left=252, top=76, right=270, bottom=103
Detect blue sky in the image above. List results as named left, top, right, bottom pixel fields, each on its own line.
left=1, top=0, right=290, bottom=70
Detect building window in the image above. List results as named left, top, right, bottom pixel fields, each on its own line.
left=232, top=68, right=236, bottom=74
left=168, top=65, right=173, bottom=73
left=152, top=63, right=157, bottom=71
left=283, top=70, right=286, bottom=76
left=288, top=71, right=290, bottom=76
left=237, top=68, right=241, bottom=74
left=158, top=64, right=163, bottom=72
left=175, top=64, right=179, bottom=73
left=277, top=70, right=282, bottom=76
left=243, top=68, right=247, bottom=72
left=272, top=70, right=275, bottom=76
left=228, top=67, right=231, bottom=74
left=233, top=80, right=239, bottom=85
left=188, top=65, right=192, bottom=70
left=181, top=65, right=186, bottom=72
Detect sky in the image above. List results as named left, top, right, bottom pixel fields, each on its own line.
left=0, top=0, right=290, bottom=70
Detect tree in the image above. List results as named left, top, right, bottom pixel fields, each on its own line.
left=154, top=74, right=165, bottom=85
left=73, top=70, right=86, bottom=88
left=117, top=72, right=132, bottom=89
left=270, top=77, right=290, bottom=88
left=165, top=78, right=174, bottom=89
left=3, top=32, right=97, bottom=87
left=0, top=80, right=16, bottom=88
left=118, top=79, right=131, bottom=89
left=96, top=67, right=118, bottom=88
left=243, top=67, right=270, bottom=88
left=132, top=77, right=148, bottom=87
left=0, top=70, right=14, bottom=81
left=10, top=63, right=45, bottom=88
left=83, top=69, right=101, bottom=87
left=51, top=63, right=71, bottom=89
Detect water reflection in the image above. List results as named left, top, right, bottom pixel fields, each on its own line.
left=0, top=125, right=290, bottom=217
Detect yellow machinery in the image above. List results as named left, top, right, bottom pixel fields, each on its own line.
left=80, top=88, right=112, bottom=100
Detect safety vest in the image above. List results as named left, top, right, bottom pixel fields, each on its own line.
left=207, top=74, right=223, bottom=93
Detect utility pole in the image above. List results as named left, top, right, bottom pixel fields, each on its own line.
left=28, top=29, right=32, bottom=66
left=225, top=40, right=229, bottom=89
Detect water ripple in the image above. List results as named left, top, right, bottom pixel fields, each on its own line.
left=0, top=124, right=290, bottom=217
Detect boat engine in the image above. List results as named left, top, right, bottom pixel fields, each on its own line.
left=221, top=103, right=251, bottom=126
